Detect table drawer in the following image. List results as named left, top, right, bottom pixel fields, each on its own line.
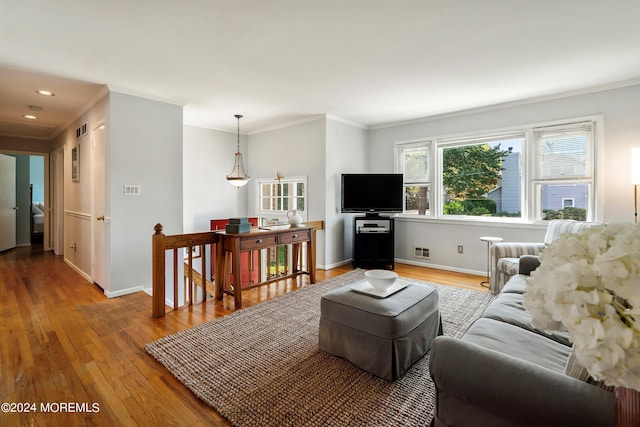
left=278, top=230, right=310, bottom=244
left=240, top=235, right=277, bottom=250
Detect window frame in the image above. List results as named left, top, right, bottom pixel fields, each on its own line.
left=255, top=176, right=308, bottom=224
left=394, top=115, right=602, bottom=223
left=394, top=140, right=433, bottom=217
left=436, top=131, right=526, bottom=221
left=529, top=121, right=596, bottom=222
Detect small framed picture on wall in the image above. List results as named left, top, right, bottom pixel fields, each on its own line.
left=72, top=145, right=80, bottom=182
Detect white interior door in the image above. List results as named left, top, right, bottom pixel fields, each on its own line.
left=0, top=153, right=17, bottom=252
left=91, top=125, right=107, bottom=289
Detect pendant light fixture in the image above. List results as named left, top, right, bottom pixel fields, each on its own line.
left=226, top=114, right=250, bottom=187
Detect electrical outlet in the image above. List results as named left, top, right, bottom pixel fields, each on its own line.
left=458, top=245, right=464, bottom=254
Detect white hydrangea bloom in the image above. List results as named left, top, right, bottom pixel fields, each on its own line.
left=524, top=223, right=640, bottom=390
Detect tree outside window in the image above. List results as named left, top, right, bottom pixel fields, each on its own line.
left=442, top=138, right=521, bottom=218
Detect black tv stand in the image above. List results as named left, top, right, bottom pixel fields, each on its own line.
left=352, top=215, right=394, bottom=270
left=364, top=212, right=383, bottom=218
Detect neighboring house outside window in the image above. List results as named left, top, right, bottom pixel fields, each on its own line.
left=533, top=122, right=594, bottom=221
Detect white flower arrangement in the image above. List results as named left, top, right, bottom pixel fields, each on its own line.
left=523, top=223, right=640, bottom=390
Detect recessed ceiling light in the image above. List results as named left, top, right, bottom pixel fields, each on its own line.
left=23, top=114, right=38, bottom=120
left=36, top=90, right=55, bottom=96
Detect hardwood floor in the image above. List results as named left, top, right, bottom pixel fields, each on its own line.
left=0, top=246, right=485, bottom=426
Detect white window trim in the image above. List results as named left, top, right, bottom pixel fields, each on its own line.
left=393, top=115, right=603, bottom=224
left=255, top=176, right=308, bottom=223
left=394, top=140, right=433, bottom=217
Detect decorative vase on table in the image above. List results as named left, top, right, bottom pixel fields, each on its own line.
left=522, top=223, right=640, bottom=427
left=287, top=210, right=302, bottom=226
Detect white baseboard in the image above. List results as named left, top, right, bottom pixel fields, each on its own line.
left=320, top=259, right=352, bottom=270
left=63, top=257, right=92, bottom=282
left=395, top=258, right=484, bottom=277
left=104, top=286, right=145, bottom=298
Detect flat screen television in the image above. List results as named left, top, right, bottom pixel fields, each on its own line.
left=341, top=173, right=403, bottom=214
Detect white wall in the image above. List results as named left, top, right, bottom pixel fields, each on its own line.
left=325, top=118, right=367, bottom=267
left=109, top=92, right=183, bottom=297
left=183, top=125, right=248, bottom=232
left=247, top=117, right=327, bottom=266
left=368, top=84, right=640, bottom=275
left=184, top=116, right=369, bottom=269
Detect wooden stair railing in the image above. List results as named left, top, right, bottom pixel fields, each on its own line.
left=152, top=223, right=219, bottom=318
left=152, top=220, right=324, bottom=318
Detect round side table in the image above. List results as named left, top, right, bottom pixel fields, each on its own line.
left=480, top=236, right=503, bottom=288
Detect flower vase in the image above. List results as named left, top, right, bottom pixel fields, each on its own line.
left=616, top=386, right=640, bottom=427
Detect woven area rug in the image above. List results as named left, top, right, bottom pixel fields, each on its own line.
left=146, top=269, right=495, bottom=426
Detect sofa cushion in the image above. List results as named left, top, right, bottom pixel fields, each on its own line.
left=463, top=318, right=570, bottom=373
left=500, top=274, right=527, bottom=294
left=481, top=292, right=571, bottom=346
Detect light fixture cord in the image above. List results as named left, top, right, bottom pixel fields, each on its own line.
left=235, top=114, right=243, bottom=152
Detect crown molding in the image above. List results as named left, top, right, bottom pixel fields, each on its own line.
left=369, top=78, right=640, bottom=130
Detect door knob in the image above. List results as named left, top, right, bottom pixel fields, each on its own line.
left=97, top=215, right=105, bottom=221
left=13, top=206, right=18, bottom=210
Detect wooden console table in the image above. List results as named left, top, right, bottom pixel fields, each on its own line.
left=214, top=225, right=316, bottom=309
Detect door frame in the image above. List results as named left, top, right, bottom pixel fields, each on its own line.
left=0, top=149, right=51, bottom=251
left=0, top=153, right=16, bottom=251
left=53, top=147, right=64, bottom=255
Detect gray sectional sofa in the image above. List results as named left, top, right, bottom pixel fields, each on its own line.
left=429, top=258, right=615, bottom=427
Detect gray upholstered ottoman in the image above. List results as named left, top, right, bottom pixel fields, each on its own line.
left=319, top=280, right=442, bottom=381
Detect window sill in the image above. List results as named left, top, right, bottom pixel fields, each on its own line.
left=393, top=214, right=547, bottom=230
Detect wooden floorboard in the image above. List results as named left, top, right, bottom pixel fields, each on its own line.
left=0, top=245, right=485, bottom=426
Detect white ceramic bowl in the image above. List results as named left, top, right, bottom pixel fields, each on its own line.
left=365, top=269, right=398, bottom=292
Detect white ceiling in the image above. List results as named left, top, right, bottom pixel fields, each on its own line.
left=2, top=0, right=640, bottom=139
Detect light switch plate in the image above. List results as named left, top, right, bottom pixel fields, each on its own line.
left=124, top=185, right=141, bottom=196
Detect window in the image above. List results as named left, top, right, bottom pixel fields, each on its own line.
left=257, top=177, right=307, bottom=224
left=396, top=142, right=430, bottom=215
left=533, top=122, right=594, bottom=221
left=440, top=133, right=525, bottom=218
left=395, top=117, right=598, bottom=222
